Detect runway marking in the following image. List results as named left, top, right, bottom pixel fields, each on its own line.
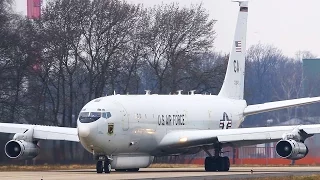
left=1, top=167, right=320, bottom=180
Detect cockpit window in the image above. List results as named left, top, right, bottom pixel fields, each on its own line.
left=90, top=112, right=101, bottom=118
left=79, top=112, right=101, bottom=123
left=102, top=112, right=112, bottom=119
left=79, top=111, right=112, bottom=123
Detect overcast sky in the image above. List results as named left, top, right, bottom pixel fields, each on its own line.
left=13, top=0, right=320, bottom=58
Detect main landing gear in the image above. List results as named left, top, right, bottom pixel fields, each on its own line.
left=96, top=158, right=111, bottom=174
left=203, top=145, right=230, bottom=172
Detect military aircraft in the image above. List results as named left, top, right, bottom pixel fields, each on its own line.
left=1, top=0, right=320, bottom=174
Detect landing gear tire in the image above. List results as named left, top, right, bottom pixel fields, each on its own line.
left=96, top=161, right=103, bottom=174
left=217, top=156, right=230, bottom=171
left=221, top=157, right=230, bottom=171
left=104, top=160, right=112, bottom=173
left=204, top=157, right=230, bottom=172
left=205, top=157, right=217, bottom=172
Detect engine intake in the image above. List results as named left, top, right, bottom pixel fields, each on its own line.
left=5, top=140, right=39, bottom=159
left=276, top=139, right=308, bottom=160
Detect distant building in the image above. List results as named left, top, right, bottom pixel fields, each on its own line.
left=27, top=0, right=41, bottom=19
left=303, top=59, right=320, bottom=96
left=302, top=59, right=320, bottom=117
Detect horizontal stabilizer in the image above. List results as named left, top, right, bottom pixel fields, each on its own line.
left=243, top=97, right=320, bottom=116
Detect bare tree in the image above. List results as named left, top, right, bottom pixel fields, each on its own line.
left=0, top=0, right=34, bottom=123
left=181, top=52, right=227, bottom=94
left=271, top=59, right=303, bottom=121
left=142, top=3, right=216, bottom=93
left=77, top=0, right=141, bottom=98
left=295, top=50, right=317, bottom=61
left=115, top=9, right=146, bottom=94
left=244, top=44, right=285, bottom=125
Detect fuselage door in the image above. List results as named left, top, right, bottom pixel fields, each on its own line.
left=206, top=110, right=215, bottom=129
left=121, top=109, right=129, bottom=131
left=113, top=100, right=129, bottom=131
left=98, top=112, right=111, bottom=135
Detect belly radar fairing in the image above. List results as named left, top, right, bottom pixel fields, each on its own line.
left=2, top=0, right=320, bottom=174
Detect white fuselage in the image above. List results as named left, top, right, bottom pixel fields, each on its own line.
left=77, top=94, right=247, bottom=157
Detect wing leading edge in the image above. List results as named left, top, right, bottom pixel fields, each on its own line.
left=0, top=123, right=79, bottom=142
left=158, top=125, right=320, bottom=149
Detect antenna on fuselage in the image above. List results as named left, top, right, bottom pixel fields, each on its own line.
left=189, top=90, right=196, bottom=95
left=145, top=90, right=151, bottom=95
left=177, top=90, right=183, bottom=95
left=114, top=91, right=116, bottom=95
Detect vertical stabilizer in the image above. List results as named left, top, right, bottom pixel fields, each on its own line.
left=218, top=1, right=248, bottom=100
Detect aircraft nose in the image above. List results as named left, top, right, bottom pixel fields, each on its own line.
left=78, top=124, right=90, bottom=138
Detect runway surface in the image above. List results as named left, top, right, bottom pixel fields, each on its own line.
left=1, top=167, right=320, bottom=180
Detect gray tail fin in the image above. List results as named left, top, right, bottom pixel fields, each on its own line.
left=218, top=1, right=248, bottom=100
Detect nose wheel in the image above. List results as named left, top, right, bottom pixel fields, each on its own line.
left=96, top=161, right=103, bottom=173
left=96, top=159, right=111, bottom=173
left=104, top=160, right=111, bottom=173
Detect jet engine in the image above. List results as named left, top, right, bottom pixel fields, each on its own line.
left=276, top=139, right=308, bottom=160
left=5, top=140, right=39, bottom=159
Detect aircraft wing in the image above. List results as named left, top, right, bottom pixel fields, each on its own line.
left=244, top=97, right=320, bottom=116
left=0, top=123, right=79, bottom=142
left=158, top=125, right=320, bottom=149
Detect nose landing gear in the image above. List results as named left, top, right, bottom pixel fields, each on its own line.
left=203, top=144, right=230, bottom=172
left=96, top=156, right=111, bottom=174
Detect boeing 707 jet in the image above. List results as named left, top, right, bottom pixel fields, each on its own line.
left=1, top=1, right=320, bottom=173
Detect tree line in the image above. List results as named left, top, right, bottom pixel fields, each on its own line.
left=0, top=0, right=318, bottom=163
left=1, top=0, right=223, bottom=127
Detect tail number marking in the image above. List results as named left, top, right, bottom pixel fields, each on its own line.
left=233, top=60, right=239, bottom=73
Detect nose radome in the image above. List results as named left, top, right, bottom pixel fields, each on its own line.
left=78, top=124, right=90, bottom=137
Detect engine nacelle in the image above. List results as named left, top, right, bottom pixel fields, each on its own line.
left=111, top=155, right=154, bottom=169
left=276, top=139, right=308, bottom=160
left=5, top=140, right=39, bottom=159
